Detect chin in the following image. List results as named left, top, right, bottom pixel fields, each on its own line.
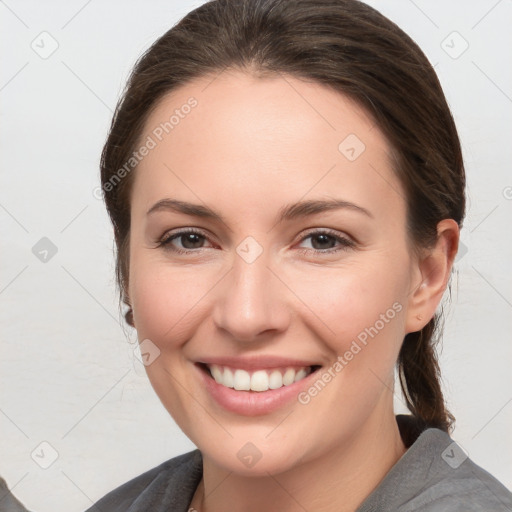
left=200, top=440, right=307, bottom=477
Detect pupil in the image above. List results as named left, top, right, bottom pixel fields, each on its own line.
left=183, top=233, right=202, bottom=249
left=313, top=234, right=334, bottom=250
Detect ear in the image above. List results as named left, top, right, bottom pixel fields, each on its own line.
left=123, top=290, right=136, bottom=328
left=405, top=219, right=460, bottom=334
left=126, top=307, right=136, bottom=328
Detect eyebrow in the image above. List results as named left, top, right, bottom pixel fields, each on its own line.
left=146, top=198, right=373, bottom=223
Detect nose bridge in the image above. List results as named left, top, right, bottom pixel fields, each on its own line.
left=212, top=242, right=289, bottom=341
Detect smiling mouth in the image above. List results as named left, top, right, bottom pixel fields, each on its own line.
left=198, top=363, right=322, bottom=392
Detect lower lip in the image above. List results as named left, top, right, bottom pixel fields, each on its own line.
left=196, top=364, right=320, bottom=416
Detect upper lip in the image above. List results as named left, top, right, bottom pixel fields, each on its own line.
left=196, top=356, right=321, bottom=371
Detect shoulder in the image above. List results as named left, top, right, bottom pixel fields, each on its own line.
left=405, top=431, right=512, bottom=511
left=0, top=476, right=30, bottom=512
left=85, top=449, right=202, bottom=512
left=358, top=418, right=512, bottom=512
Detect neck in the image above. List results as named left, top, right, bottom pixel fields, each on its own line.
left=191, top=409, right=407, bottom=512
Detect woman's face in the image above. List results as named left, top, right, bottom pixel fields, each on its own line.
left=128, top=70, right=424, bottom=475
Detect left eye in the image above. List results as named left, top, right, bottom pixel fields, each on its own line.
left=297, top=231, right=354, bottom=253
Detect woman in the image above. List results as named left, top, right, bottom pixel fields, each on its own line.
left=87, top=0, right=512, bottom=510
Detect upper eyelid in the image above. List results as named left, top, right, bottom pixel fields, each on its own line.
left=161, top=227, right=214, bottom=241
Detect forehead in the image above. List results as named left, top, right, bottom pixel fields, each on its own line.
left=132, top=70, right=404, bottom=223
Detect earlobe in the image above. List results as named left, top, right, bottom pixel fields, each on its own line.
left=126, top=308, right=136, bottom=328
left=124, top=291, right=136, bottom=328
left=405, top=219, right=460, bottom=334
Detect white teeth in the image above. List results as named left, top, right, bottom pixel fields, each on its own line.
left=250, top=370, right=269, bottom=392
left=294, top=368, right=307, bottom=382
left=269, top=370, right=283, bottom=389
left=223, top=367, right=234, bottom=388
left=282, top=368, right=295, bottom=386
left=211, top=365, right=223, bottom=384
left=233, top=369, right=251, bottom=391
left=207, top=364, right=312, bottom=392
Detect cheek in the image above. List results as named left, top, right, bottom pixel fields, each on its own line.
left=291, top=266, right=407, bottom=418
left=291, top=262, right=406, bottom=344
left=130, top=261, right=213, bottom=344
left=288, top=260, right=408, bottom=404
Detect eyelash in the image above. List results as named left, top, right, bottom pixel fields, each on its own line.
left=156, top=227, right=355, bottom=256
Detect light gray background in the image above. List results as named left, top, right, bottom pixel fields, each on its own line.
left=1, top=1, right=511, bottom=511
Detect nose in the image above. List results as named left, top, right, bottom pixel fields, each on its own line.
left=212, top=250, right=291, bottom=343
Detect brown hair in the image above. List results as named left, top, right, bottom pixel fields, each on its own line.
left=100, top=0, right=465, bottom=433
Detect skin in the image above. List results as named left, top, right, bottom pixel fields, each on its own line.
left=127, top=69, right=459, bottom=512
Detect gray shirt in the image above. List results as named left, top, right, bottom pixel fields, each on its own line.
left=0, top=477, right=31, bottom=512
left=86, top=415, right=512, bottom=511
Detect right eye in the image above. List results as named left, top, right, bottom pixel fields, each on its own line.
left=158, top=228, right=214, bottom=254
